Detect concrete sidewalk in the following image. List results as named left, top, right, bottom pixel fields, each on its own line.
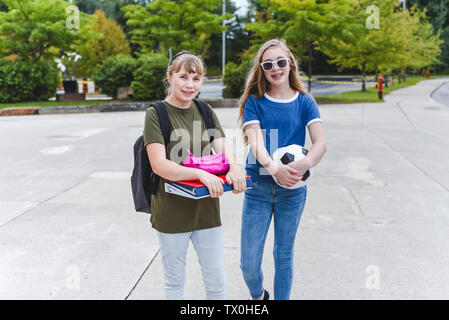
left=0, top=78, right=449, bottom=299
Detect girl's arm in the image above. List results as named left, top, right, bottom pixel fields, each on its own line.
left=244, top=123, right=302, bottom=188
left=146, top=143, right=224, bottom=198
left=288, top=121, right=327, bottom=174
left=212, top=137, right=246, bottom=193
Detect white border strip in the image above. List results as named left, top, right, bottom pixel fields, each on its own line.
left=243, top=120, right=260, bottom=129
left=307, top=118, right=322, bottom=127
left=264, top=91, right=299, bottom=103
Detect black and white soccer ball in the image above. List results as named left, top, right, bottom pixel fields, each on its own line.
left=272, top=144, right=314, bottom=189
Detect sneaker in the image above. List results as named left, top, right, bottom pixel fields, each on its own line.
left=262, top=289, right=269, bottom=300
left=249, top=289, right=270, bottom=300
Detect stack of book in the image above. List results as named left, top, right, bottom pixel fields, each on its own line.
left=165, top=175, right=253, bottom=199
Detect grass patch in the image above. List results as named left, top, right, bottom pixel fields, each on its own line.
left=316, top=76, right=443, bottom=104
left=0, top=99, right=123, bottom=110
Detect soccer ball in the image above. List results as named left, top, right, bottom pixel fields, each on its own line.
left=271, top=144, right=314, bottom=189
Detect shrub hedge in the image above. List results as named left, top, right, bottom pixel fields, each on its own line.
left=92, top=54, right=137, bottom=99
left=131, top=53, right=169, bottom=101
left=222, top=57, right=252, bottom=98
left=0, top=60, right=59, bottom=103
left=93, top=53, right=170, bottom=100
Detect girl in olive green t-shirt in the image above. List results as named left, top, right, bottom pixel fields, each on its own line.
left=143, top=51, right=246, bottom=300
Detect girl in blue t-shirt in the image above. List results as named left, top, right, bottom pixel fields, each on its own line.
left=239, top=39, right=327, bottom=300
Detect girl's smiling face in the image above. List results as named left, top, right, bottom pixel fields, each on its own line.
left=167, top=65, right=203, bottom=106
left=261, top=46, right=291, bottom=88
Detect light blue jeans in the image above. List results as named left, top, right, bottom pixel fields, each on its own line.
left=240, top=180, right=307, bottom=300
left=157, top=226, right=226, bottom=300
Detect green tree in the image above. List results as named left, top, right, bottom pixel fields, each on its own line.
left=76, top=0, right=148, bottom=23
left=75, top=0, right=148, bottom=54
left=0, top=0, right=92, bottom=62
left=385, top=6, right=442, bottom=79
left=0, top=59, right=59, bottom=102
left=408, top=0, right=449, bottom=71
left=319, top=0, right=410, bottom=90
left=72, top=9, right=131, bottom=77
left=131, top=53, right=169, bottom=100
left=122, top=0, right=231, bottom=58
left=246, top=0, right=287, bottom=51
left=92, top=54, right=136, bottom=98
left=222, top=56, right=253, bottom=97
left=205, top=0, right=250, bottom=76
left=0, top=1, right=7, bottom=11
left=246, top=0, right=353, bottom=91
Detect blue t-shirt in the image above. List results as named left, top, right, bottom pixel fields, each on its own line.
left=243, top=92, right=322, bottom=182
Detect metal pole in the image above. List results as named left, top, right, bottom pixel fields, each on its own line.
left=169, top=24, right=172, bottom=62
left=222, top=0, right=226, bottom=78
left=403, top=0, right=406, bottom=11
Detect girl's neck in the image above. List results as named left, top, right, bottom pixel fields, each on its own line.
left=165, top=95, right=191, bottom=109
left=266, top=84, right=295, bottom=100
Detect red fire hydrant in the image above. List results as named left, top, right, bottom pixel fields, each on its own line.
left=377, top=74, right=384, bottom=100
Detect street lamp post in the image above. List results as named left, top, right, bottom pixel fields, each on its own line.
left=169, top=24, right=172, bottom=62
left=222, top=0, right=226, bottom=78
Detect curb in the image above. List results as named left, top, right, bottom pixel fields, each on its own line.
left=0, top=103, right=149, bottom=117
left=0, top=99, right=240, bottom=117
left=425, top=79, right=449, bottom=108
left=0, top=107, right=40, bottom=116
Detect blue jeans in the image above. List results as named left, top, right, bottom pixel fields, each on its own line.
left=157, top=226, right=226, bottom=300
left=240, top=180, right=307, bottom=300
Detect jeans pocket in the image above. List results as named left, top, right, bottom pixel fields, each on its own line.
left=245, top=180, right=260, bottom=197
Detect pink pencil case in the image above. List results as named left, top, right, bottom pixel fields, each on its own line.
left=183, top=149, right=230, bottom=175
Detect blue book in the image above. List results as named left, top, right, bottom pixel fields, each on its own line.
left=165, top=175, right=253, bottom=199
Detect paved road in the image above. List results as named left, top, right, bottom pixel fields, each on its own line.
left=200, top=79, right=376, bottom=98
left=199, top=80, right=226, bottom=99
left=1, top=79, right=449, bottom=300
left=309, top=81, right=376, bottom=96
left=431, top=80, right=449, bottom=107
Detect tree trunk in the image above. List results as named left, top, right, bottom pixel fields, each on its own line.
left=361, top=62, right=366, bottom=92
left=307, top=45, right=313, bottom=92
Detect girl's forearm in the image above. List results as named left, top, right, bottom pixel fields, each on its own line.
left=246, top=130, right=277, bottom=175
left=305, top=139, right=327, bottom=167
left=153, top=158, right=201, bottom=181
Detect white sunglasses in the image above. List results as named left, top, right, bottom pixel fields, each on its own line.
left=260, top=58, right=290, bottom=71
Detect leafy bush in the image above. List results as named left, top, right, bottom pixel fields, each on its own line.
left=131, top=53, right=169, bottom=101
left=0, top=60, right=59, bottom=103
left=222, top=58, right=252, bottom=98
left=92, top=54, right=136, bottom=98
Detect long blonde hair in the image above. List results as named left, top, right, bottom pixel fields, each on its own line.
left=238, top=39, right=307, bottom=143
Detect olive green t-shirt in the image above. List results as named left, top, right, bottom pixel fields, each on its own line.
left=143, top=101, right=226, bottom=234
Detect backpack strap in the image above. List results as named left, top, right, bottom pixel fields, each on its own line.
left=151, top=101, right=172, bottom=146
left=194, top=99, right=215, bottom=144
left=150, top=99, right=215, bottom=145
